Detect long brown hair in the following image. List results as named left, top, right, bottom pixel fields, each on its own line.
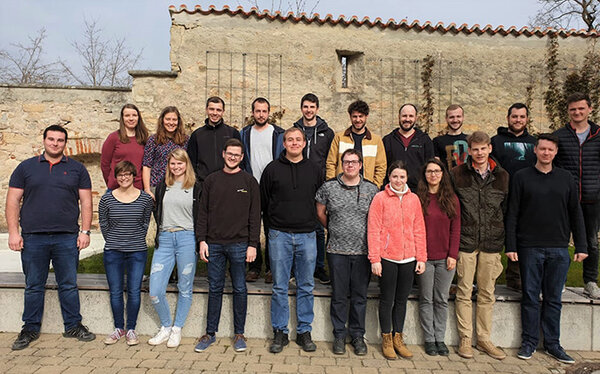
left=118, top=103, right=149, bottom=145
left=417, top=158, right=457, bottom=219
left=165, top=148, right=196, bottom=190
left=155, top=106, right=187, bottom=146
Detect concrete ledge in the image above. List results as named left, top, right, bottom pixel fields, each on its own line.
left=0, top=272, right=598, bottom=350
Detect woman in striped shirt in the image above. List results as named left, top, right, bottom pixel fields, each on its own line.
left=99, top=160, right=154, bottom=346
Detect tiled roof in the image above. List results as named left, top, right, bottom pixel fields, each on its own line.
left=169, top=4, right=598, bottom=38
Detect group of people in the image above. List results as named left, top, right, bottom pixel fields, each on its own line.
left=6, top=91, right=600, bottom=366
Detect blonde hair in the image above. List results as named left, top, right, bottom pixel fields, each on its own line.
left=165, top=148, right=196, bottom=189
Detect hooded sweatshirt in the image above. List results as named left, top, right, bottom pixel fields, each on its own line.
left=293, top=116, right=334, bottom=182
left=260, top=152, right=322, bottom=233
left=490, top=127, right=536, bottom=176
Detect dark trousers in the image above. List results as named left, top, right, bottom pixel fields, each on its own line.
left=581, top=201, right=600, bottom=284
left=519, top=247, right=570, bottom=350
left=315, top=223, right=326, bottom=270
left=248, top=220, right=270, bottom=274
left=328, top=253, right=370, bottom=339
left=379, top=259, right=416, bottom=334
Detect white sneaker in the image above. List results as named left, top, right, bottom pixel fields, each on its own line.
left=584, top=281, right=600, bottom=299
left=148, top=326, right=172, bottom=345
left=167, top=326, right=182, bottom=348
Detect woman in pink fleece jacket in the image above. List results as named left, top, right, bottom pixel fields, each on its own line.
left=368, top=160, right=427, bottom=360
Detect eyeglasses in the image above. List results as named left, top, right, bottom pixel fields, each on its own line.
left=425, top=170, right=443, bottom=175
left=117, top=172, right=133, bottom=179
left=342, top=160, right=361, bottom=166
left=225, top=152, right=242, bottom=159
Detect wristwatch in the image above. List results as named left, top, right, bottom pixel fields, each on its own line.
left=80, top=230, right=91, bottom=235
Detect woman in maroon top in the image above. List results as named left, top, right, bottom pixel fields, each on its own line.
left=101, top=104, right=149, bottom=190
left=416, top=158, right=460, bottom=357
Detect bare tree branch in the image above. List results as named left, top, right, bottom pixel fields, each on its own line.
left=531, top=0, right=599, bottom=31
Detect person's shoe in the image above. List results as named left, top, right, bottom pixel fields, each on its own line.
left=12, top=330, right=40, bottom=350
left=392, top=332, right=413, bottom=359
left=246, top=270, right=259, bottom=282
left=476, top=340, right=506, bottom=360
left=457, top=337, right=474, bottom=359
left=194, top=334, right=216, bottom=352
left=103, top=328, right=125, bottom=345
left=436, top=341, right=449, bottom=356
left=381, top=333, right=396, bottom=360
left=314, top=267, right=331, bottom=284
left=167, top=327, right=181, bottom=348
left=332, top=338, right=346, bottom=354
left=233, top=334, right=247, bottom=352
left=424, top=341, right=438, bottom=356
left=296, top=331, right=317, bottom=352
left=351, top=336, right=368, bottom=356
left=584, top=281, right=600, bottom=299
left=63, top=323, right=96, bottom=342
left=546, top=346, right=575, bottom=364
left=517, top=345, right=536, bottom=360
left=265, top=271, right=273, bottom=284
left=126, top=329, right=139, bottom=346
left=269, top=330, right=289, bottom=353
left=148, top=326, right=172, bottom=345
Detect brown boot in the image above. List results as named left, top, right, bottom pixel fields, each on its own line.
left=458, top=337, right=474, bottom=359
left=381, top=333, right=397, bottom=360
left=393, top=333, right=413, bottom=359
left=476, top=340, right=506, bottom=360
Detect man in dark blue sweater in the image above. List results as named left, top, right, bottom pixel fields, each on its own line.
left=505, top=133, right=587, bottom=364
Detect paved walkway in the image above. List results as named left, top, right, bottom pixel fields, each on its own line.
left=2, top=332, right=599, bottom=374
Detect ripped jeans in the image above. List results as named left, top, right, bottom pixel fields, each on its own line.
left=149, top=230, right=197, bottom=328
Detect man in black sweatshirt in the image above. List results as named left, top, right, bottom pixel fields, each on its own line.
left=505, top=133, right=587, bottom=364
left=293, top=93, right=334, bottom=285
left=187, top=96, right=241, bottom=186
left=195, top=138, right=260, bottom=354
left=260, top=127, right=322, bottom=354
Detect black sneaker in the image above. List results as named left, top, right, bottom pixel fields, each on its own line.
left=269, top=330, right=289, bottom=353
left=12, top=330, right=40, bottom=350
left=546, top=346, right=575, bottom=364
left=436, top=341, right=449, bottom=356
left=63, top=323, right=96, bottom=342
left=332, top=338, right=346, bottom=355
left=296, top=331, right=317, bottom=352
left=424, top=341, right=438, bottom=356
left=314, top=267, right=331, bottom=284
left=517, top=345, right=535, bottom=360
left=351, top=336, right=368, bottom=356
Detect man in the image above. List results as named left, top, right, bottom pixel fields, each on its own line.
left=451, top=131, right=509, bottom=360
left=293, top=93, right=335, bottom=284
left=187, top=96, right=241, bottom=184
left=6, top=124, right=96, bottom=350
left=316, top=149, right=379, bottom=356
left=554, top=92, right=600, bottom=299
left=240, top=97, right=284, bottom=283
left=505, top=133, right=587, bottom=364
left=491, top=102, right=537, bottom=291
left=383, top=103, right=434, bottom=190
left=194, top=138, right=260, bottom=353
left=261, top=127, right=322, bottom=353
left=326, top=100, right=386, bottom=188
left=433, top=104, right=468, bottom=170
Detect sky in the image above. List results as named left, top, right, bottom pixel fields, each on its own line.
left=0, top=0, right=549, bottom=76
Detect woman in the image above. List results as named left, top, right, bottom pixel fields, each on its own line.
left=142, top=106, right=189, bottom=198
left=98, top=161, right=154, bottom=346
left=101, top=104, right=149, bottom=191
left=368, top=160, right=427, bottom=360
left=147, top=148, right=200, bottom=348
left=416, top=158, right=460, bottom=356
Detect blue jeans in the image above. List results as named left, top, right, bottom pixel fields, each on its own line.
left=21, top=233, right=81, bottom=332
left=149, top=231, right=197, bottom=328
left=518, top=247, right=570, bottom=351
left=103, top=250, right=147, bottom=330
left=269, top=229, right=316, bottom=334
left=206, top=242, right=248, bottom=334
